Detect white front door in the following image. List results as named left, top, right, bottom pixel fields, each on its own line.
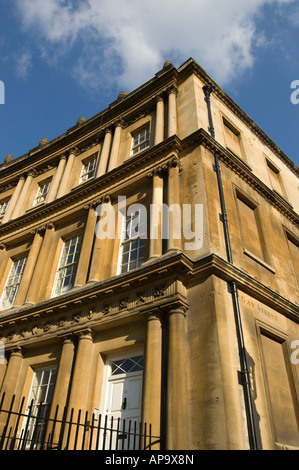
left=101, top=354, right=144, bottom=449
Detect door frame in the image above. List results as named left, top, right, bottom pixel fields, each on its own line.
left=100, top=349, right=144, bottom=420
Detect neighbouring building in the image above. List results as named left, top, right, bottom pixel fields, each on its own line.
left=0, top=58, right=298, bottom=451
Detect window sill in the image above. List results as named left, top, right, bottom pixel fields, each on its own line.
left=244, top=249, right=275, bottom=274
left=26, top=202, right=46, bottom=213
left=226, top=147, right=252, bottom=171
left=272, top=189, right=293, bottom=209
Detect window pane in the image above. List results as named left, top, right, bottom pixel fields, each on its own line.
left=53, top=235, right=82, bottom=297
left=80, top=157, right=96, bottom=183
left=119, top=210, right=146, bottom=274
left=1, top=256, right=27, bottom=308
left=0, top=199, right=9, bottom=217
left=131, top=126, right=150, bottom=155
left=34, top=181, right=51, bottom=205
left=111, top=356, right=144, bottom=375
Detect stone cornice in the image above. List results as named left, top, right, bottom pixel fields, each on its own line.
left=0, top=128, right=298, bottom=241
left=0, top=135, right=181, bottom=238
left=178, top=58, right=299, bottom=177
left=182, top=129, right=299, bottom=227
left=0, top=252, right=297, bottom=349
left=0, top=65, right=178, bottom=181
left=0, top=128, right=297, bottom=242
left=1, top=57, right=297, bottom=186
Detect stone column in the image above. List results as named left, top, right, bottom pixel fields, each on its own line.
left=48, top=336, right=75, bottom=442
left=67, top=330, right=93, bottom=412
left=74, top=202, right=98, bottom=287
left=167, top=157, right=182, bottom=252
left=88, top=195, right=112, bottom=282
left=0, top=244, right=8, bottom=298
left=1, top=175, right=25, bottom=223
left=14, top=228, right=44, bottom=307
left=96, top=128, right=113, bottom=177
left=0, top=356, right=7, bottom=392
left=148, top=168, right=164, bottom=260
left=0, top=348, right=23, bottom=410
left=142, top=311, right=162, bottom=448
left=11, top=171, right=35, bottom=219
left=25, top=223, right=55, bottom=304
left=166, top=304, right=189, bottom=450
left=167, top=86, right=178, bottom=138
left=46, top=154, right=67, bottom=203
left=56, top=147, right=79, bottom=198
left=107, top=122, right=123, bottom=172
left=0, top=243, right=6, bottom=274
left=65, top=330, right=93, bottom=449
left=155, top=95, right=164, bottom=145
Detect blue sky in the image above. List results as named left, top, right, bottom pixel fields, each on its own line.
left=0, top=0, right=299, bottom=167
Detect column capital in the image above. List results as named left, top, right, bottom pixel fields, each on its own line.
left=18, top=174, right=26, bottom=182
left=0, top=242, right=6, bottom=251
left=104, top=126, right=113, bottom=135
left=167, top=84, right=178, bottom=96
left=42, top=221, right=55, bottom=231
left=27, top=169, right=37, bottom=178
left=164, top=301, right=188, bottom=316
left=144, top=309, right=163, bottom=322
left=113, top=118, right=126, bottom=129
left=57, top=333, right=76, bottom=345
left=68, top=146, right=80, bottom=157
left=75, top=328, right=93, bottom=342
left=168, top=155, right=182, bottom=172
left=154, top=93, right=165, bottom=103
left=31, top=221, right=54, bottom=234
left=8, top=346, right=23, bottom=358
left=147, top=164, right=168, bottom=178
left=30, top=225, right=47, bottom=236
left=85, top=193, right=112, bottom=211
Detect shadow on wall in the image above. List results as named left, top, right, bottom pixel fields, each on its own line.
left=247, top=351, right=262, bottom=450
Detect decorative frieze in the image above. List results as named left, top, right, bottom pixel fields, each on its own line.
left=147, top=155, right=182, bottom=178
left=0, top=279, right=187, bottom=348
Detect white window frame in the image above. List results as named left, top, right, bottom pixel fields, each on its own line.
left=130, top=126, right=150, bottom=156
left=52, top=234, right=82, bottom=297
left=79, top=156, right=97, bottom=184
left=22, top=365, right=57, bottom=449
left=33, top=180, right=51, bottom=206
left=117, top=209, right=146, bottom=274
left=0, top=256, right=27, bottom=309
left=0, top=199, right=9, bottom=218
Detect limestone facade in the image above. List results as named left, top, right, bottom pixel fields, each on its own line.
left=0, top=58, right=298, bottom=450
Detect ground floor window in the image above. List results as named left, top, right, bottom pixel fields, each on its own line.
left=22, top=366, right=57, bottom=448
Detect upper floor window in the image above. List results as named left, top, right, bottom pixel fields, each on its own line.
left=79, top=156, right=97, bottom=183
left=131, top=126, right=150, bottom=156
left=266, top=159, right=286, bottom=197
left=223, top=118, right=243, bottom=158
left=52, top=234, right=82, bottom=297
left=236, top=192, right=266, bottom=262
left=286, top=232, right=299, bottom=283
left=34, top=180, right=51, bottom=206
left=0, top=256, right=27, bottom=309
left=0, top=199, right=9, bottom=219
left=118, top=210, right=146, bottom=273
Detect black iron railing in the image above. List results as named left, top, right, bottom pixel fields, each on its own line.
left=0, top=393, right=161, bottom=451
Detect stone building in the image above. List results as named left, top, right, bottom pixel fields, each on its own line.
left=0, top=58, right=298, bottom=450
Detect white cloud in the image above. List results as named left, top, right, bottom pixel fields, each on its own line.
left=15, top=0, right=296, bottom=92
left=15, top=51, right=32, bottom=78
